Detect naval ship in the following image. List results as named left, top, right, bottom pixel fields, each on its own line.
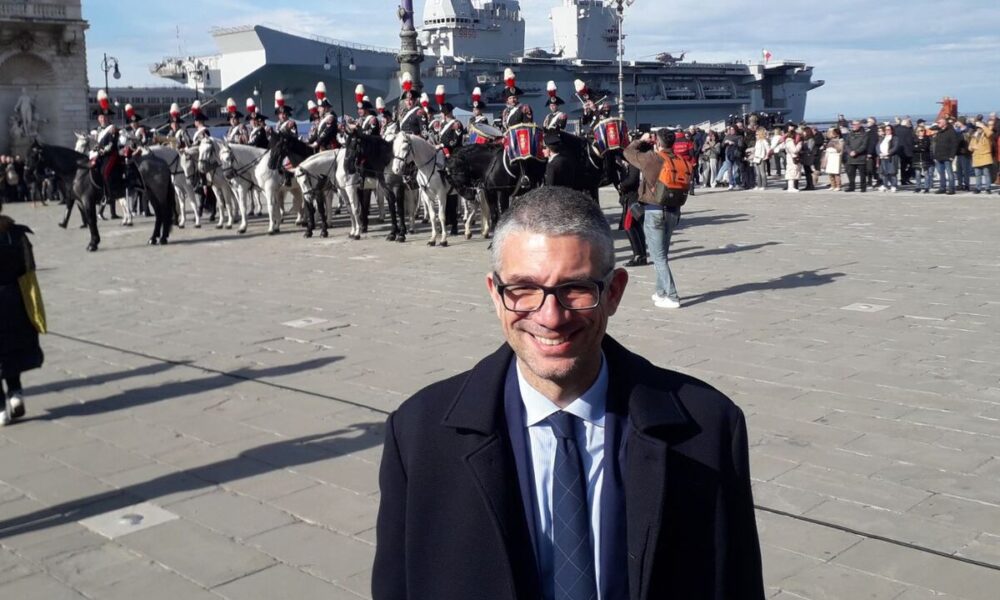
left=151, top=0, right=824, bottom=127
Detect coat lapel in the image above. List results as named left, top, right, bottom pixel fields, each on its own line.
left=441, top=344, right=541, bottom=598
left=603, top=337, right=695, bottom=600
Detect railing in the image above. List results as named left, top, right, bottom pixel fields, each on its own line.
left=0, top=2, right=74, bottom=20
left=209, top=24, right=399, bottom=55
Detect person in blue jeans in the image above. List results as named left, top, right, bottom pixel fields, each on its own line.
left=624, top=128, right=685, bottom=309
left=931, top=118, right=961, bottom=195
left=645, top=206, right=681, bottom=307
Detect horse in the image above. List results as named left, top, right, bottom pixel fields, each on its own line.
left=217, top=139, right=306, bottom=235
left=27, top=141, right=175, bottom=250
left=269, top=131, right=358, bottom=237
left=193, top=138, right=240, bottom=231
left=544, top=130, right=628, bottom=200
left=143, top=145, right=201, bottom=229
left=343, top=132, right=421, bottom=242
left=446, top=139, right=546, bottom=239
left=391, top=133, right=455, bottom=246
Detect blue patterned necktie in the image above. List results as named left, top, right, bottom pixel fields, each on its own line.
left=548, top=411, right=598, bottom=600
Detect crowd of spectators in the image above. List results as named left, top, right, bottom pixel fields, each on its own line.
left=668, top=113, right=1000, bottom=195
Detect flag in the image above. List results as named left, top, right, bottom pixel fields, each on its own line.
left=762, top=49, right=773, bottom=64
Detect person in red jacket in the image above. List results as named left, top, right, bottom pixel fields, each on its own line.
left=672, top=131, right=697, bottom=195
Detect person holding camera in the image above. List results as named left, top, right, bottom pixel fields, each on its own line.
left=624, top=130, right=687, bottom=308
left=969, top=118, right=994, bottom=194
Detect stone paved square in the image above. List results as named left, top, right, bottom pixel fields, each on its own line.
left=1, top=186, right=998, bottom=598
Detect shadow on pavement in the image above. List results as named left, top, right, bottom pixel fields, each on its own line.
left=29, top=361, right=190, bottom=396
left=0, top=420, right=384, bottom=538
left=27, top=356, right=343, bottom=421
left=681, top=269, right=846, bottom=307
left=673, top=241, right=782, bottom=261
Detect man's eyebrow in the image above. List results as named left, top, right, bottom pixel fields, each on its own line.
left=500, top=273, right=599, bottom=285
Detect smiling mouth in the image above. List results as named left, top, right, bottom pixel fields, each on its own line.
left=533, top=335, right=568, bottom=346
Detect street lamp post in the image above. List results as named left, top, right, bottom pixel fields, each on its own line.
left=324, top=47, right=357, bottom=118
left=613, top=0, right=635, bottom=119
left=101, top=52, right=121, bottom=92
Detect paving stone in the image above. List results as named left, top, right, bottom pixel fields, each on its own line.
left=120, top=519, right=275, bottom=588
left=834, top=539, right=1000, bottom=600
left=247, top=522, right=375, bottom=582
left=213, top=564, right=355, bottom=599
left=0, top=572, right=88, bottom=599
left=165, top=489, right=295, bottom=540
left=774, top=560, right=909, bottom=599
left=270, top=484, right=377, bottom=536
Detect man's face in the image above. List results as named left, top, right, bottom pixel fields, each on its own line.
left=487, top=232, right=627, bottom=389
left=851, top=121, right=861, bottom=132
left=507, top=96, right=517, bottom=106
left=97, top=115, right=108, bottom=127
left=549, top=103, right=557, bottom=113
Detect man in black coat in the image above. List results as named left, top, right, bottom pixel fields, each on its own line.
left=931, top=118, right=961, bottom=195
left=373, top=187, right=764, bottom=600
left=894, top=119, right=915, bottom=185
left=844, top=120, right=870, bottom=192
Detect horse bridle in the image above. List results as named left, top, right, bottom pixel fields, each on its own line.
left=198, top=140, right=220, bottom=175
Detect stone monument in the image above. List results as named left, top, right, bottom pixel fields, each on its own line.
left=0, top=1, right=89, bottom=155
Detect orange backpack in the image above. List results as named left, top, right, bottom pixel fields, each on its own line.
left=654, top=151, right=692, bottom=208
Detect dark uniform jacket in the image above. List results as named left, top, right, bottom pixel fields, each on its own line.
left=247, top=125, right=269, bottom=149
left=543, top=110, right=568, bottom=131
left=373, top=337, right=764, bottom=600
left=315, top=114, right=340, bottom=150
left=438, top=117, right=464, bottom=155
left=503, top=104, right=532, bottom=130
left=399, top=107, right=428, bottom=137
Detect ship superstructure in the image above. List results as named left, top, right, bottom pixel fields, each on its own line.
left=151, top=1, right=823, bottom=127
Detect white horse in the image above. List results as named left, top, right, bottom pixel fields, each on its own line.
left=295, top=149, right=362, bottom=239
left=215, top=139, right=304, bottom=235
left=194, top=139, right=240, bottom=230
left=391, top=133, right=451, bottom=246
left=144, top=145, right=200, bottom=229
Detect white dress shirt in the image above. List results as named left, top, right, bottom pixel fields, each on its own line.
left=516, top=357, right=607, bottom=600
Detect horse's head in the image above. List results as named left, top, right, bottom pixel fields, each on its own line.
left=391, top=133, right=412, bottom=176
left=343, top=131, right=363, bottom=176
left=267, top=132, right=285, bottom=170
left=73, top=131, right=92, bottom=154
left=197, top=138, right=218, bottom=175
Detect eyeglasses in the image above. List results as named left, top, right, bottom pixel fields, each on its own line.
left=493, top=272, right=611, bottom=313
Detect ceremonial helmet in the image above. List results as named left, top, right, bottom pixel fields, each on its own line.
left=225, top=98, right=244, bottom=121
left=574, top=79, right=591, bottom=100
left=168, top=102, right=184, bottom=124
left=274, top=90, right=294, bottom=117
left=502, top=68, right=523, bottom=98
left=471, top=87, right=487, bottom=111
left=546, top=81, right=565, bottom=107
left=190, top=100, right=208, bottom=123
left=419, top=92, right=433, bottom=115
left=399, top=72, right=417, bottom=101
left=307, top=100, right=319, bottom=121
left=245, top=98, right=261, bottom=123
left=124, top=103, right=143, bottom=123
left=315, top=82, right=332, bottom=109
left=93, top=89, right=115, bottom=117
left=355, top=85, right=374, bottom=112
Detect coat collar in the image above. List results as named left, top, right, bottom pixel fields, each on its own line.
left=441, top=335, right=693, bottom=436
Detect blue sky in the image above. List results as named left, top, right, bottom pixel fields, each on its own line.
left=83, top=0, right=999, bottom=119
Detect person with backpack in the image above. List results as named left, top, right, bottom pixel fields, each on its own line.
left=624, top=129, right=691, bottom=309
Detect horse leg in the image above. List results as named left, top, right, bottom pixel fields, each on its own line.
left=303, top=195, right=316, bottom=238
left=236, top=186, right=248, bottom=234
left=346, top=187, right=361, bottom=239
left=421, top=189, right=437, bottom=246
left=160, top=185, right=174, bottom=244
left=264, top=181, right=278, bottom=234
left=376, top=185, right=386, bottom=222
left=315, top=187, right=329, bottom=237
left=436, top=189, right=449, bottom=247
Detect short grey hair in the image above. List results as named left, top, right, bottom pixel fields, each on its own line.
left=490, top=186, right=615, bottom=275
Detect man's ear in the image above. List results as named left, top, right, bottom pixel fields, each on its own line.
left=604, top=267, right=629, bottom=316
left=486, top=272, right=505, bottom=319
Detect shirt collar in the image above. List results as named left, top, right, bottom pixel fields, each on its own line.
left=516, top=354, right=607, bottom=428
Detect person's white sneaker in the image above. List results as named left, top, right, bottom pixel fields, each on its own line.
left=654, top=295, right=682, bottom=309
left=8, top=392, right=24, bottom=419
left=891, top=187, right=898, bottom=193
left=651, top=293, right=663, bottom=303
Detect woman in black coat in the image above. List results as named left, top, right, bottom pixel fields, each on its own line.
left=0, top=209, right=43, bottom=425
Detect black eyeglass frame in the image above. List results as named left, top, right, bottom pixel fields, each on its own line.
left=492, top=271, right=613, bottom=313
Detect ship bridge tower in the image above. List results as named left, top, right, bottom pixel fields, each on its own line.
left=551, top=0, right=618, bottom=61
left=420, top=1, right=525, bottom=60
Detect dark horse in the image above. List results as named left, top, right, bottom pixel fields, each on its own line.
left=343, top=132, right=411, bottom=242
left=445, top=142, right=545, bottom=238
left=544, top=130, right=628, bottom=200
left=27, top=141, right=175, bottom=251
